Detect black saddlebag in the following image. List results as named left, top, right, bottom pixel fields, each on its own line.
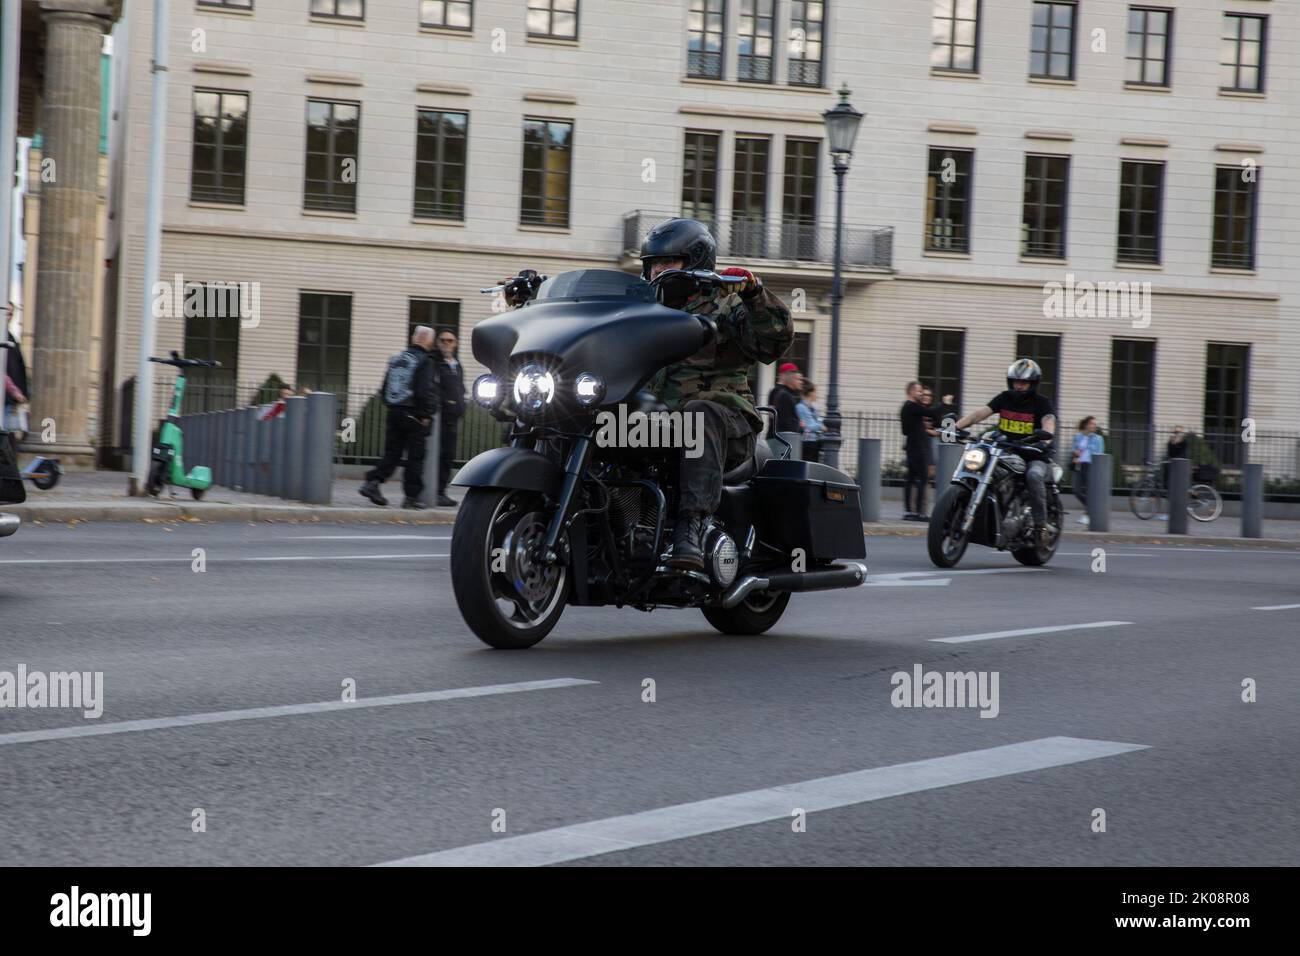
left=0, top=432, right=26, bottom=504
left=752, top=458, right=864, bottom=560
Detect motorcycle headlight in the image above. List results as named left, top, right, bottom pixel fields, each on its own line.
left=512, top=363, right=556, bottom=415
left=962, top=448, right=988, bottom=471
left=574, top=372, right=605, bottom=406
left=472, top=374, right=502, bottom=408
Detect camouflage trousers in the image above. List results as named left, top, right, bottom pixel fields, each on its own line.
left=678, top=399, right=755, bottom=516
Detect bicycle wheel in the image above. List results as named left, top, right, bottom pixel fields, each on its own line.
left=1188, top=484, right=1222, bottom=522
left=1129, top=482, right=1159, bottom=520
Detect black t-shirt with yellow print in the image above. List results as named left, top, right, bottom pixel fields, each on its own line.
left=987, top=390, right=1055, bottom=439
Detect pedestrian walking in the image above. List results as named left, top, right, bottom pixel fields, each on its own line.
left=1071, top=416, right=1103, bottom=525
left=795, top=381, right=825, bottom=462
left=433, top=329, right=465, bottom=508
left=359, top=326, right=437, bottom=509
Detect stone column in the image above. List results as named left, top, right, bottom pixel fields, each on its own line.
left=29, top=0, right=117, bottom=465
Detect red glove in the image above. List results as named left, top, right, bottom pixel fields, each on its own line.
left=719, top=267, right=761, bottom=296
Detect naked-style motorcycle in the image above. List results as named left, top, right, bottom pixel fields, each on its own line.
left=449, top=268, right=868, bottom=649
left=927, top=428, right=1065, bottom=568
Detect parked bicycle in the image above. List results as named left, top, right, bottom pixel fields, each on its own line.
left=1128, top=460, right=1222, bottom=522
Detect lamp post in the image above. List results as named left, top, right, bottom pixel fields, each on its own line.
left=818, top=85, right=862, bottom=469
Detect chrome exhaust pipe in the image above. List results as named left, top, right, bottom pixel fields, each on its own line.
left=0, top=513, right=20, bottom=538
left=722, top=562, right=867, bottom=608
left=721, top=574, right=771, bottom=609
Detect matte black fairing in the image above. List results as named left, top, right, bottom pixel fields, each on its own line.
left=472, top=270, right=706, bottom=406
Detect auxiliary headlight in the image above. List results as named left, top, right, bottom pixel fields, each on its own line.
left=962, top=448, right=988, bottom=471
left=574, top=372, right=605, bottom=406
left=512, top=363, right=556, bottom=414
left=472, top=374, right=502, bottom=408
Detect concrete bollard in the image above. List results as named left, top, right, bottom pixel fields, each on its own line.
left=1088, top=453, right=1112, bottom=532
left=419, top=410, right=443, bottom=507
left=284, top=396, right=307, bottom=502
left=937, top=441, right=962, bottom=490
left=1241, top=462, right=1263, bottom=539
left=857, top=437, right=881, bottom=523
left=242, top=406, right=258, bottom=493
left=256, top=411, right=272, bottom=495
left=302, top=391, right=336, bottom=505
left=272, top=413, right=287, bottom=498
left=1167, top=457, right=1189, bottom=535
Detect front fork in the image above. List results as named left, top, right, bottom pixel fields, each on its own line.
left=542, top=435, right=591, bottom=563
left=958, top=468, right=995, bottom=536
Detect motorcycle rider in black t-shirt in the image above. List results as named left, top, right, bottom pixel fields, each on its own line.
left=952, top=359, right=1058, bottom=548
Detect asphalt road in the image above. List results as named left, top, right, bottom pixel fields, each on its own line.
left=0, top=521, right=1297, bottom=866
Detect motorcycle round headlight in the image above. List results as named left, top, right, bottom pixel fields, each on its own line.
left=574, top=372, right=605, bottom=406
left=962, top=448, right=988, bottom=471
left=472, top=374, right=502, bottom=408
left=512, top=363, right=556, bottom=415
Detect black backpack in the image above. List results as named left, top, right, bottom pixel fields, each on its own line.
left=383, top=349, right=422, bottom=407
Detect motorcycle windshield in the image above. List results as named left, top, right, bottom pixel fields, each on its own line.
left=472, top=269, right=706, bottom=406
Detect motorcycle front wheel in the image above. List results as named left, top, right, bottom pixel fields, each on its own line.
left=927, top=485, right=971, bottom=568
left=450, top=487, right=569, bottom=649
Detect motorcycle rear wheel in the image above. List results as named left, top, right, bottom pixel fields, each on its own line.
left=702, top=590, right=791, bottom=636
left=927, top=485, right=971, bottom=568
left=451, top=487, right=568, bottom=649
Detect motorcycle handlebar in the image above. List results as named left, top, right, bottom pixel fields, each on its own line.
left=149, top=351, right=221, bottom=369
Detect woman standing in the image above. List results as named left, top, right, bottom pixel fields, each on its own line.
left=796, top=381, right=826, bottom=463
left=1072, top=416, right=1103, bottom=525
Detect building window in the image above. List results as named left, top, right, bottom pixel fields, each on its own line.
left=1021, top=154, right=1069, bottom=259
left=1203, top=343, right=1248, bottom=466
left=687, top=0, right=726, bottom=79
left=781, top=138, right=819, bottom=259
left=183, top=300, right=240, bottom=413
left=918, top=328, right=965, bottom=410
left=1030, top=1, right=1076, bottom=80
left=1126, top=7, right=1171, bottom=86
left=787, top=1, right=825, bottom=86
left=520, top=118, right=572, bottom=227
left=1117, top=160, right=1164, bottom=264
left=925, top=147, right=973, bottom=253
left=414, top=109, right=467, bottom=220
left=420, top=0, right=472, bottom=30
left=681, top=131, right=719, bottom=226
left=409, top=299, right=461, bottom=344
left=304, top=99, right=360, bottom=214
left=527, top=0, right=578, bottom=40
left=297, top=292, right=352, bottom=395
left=191, top=90, right=248, bottom=206
left=1109, top=338, right=1154, bottom=464
left=1220, top=14, right=1266, bottom=93
left=310, top=0, right=364, bottom=20
left=1212, top=165, right=1258, bottom=270
left=732, top=136, right=770, bottom=257
left=737, top=0, right=775, bottom=83
left=1014, top=333, right=1060, bottom=408
left=932, top=0, right=979, bottom=73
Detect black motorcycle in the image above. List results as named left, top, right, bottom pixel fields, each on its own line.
left=927, top=427, right=1065, bottom=568
left=450, top=268, right=868, bottom=649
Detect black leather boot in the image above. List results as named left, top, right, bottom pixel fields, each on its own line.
left=669, top=513, right=707, bottom=571
left=359, top=479, right=388, bottom=507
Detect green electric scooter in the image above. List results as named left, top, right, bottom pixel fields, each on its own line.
left=146, top=351, right=221, bottom=499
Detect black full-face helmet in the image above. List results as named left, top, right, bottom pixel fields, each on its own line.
left=1006, top=358, right=1043, bottom=393
left=638, top=218, right=717, bottom=280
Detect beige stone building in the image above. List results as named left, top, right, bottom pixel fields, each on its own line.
left=101, top=0, right=1299, bottom=475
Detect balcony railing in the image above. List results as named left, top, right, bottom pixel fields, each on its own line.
left=622, top=211, right=893, bottom=270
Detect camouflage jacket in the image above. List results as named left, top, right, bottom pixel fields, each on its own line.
left=648, top=285, right=794, bottom=434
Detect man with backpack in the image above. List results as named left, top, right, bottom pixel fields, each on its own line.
left=359, top=326, right=437, bottom=509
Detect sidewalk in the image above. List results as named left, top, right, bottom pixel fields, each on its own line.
left=6, top=469, right=1299, bottom=548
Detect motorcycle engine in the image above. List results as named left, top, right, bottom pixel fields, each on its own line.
left=1000, top=504, right=1032, bottom=544
left=706, top=529, right=739, bottom=587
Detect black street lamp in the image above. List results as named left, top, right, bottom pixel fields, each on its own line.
left=819, top=84, right=863, bottom=469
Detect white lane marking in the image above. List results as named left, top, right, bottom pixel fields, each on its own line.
left=932, top=620, right=1133, bottom=644
left=0, top=553, right=449, bottom=566
left=284, top=534, right=451, bottom=540
left=0, top=679, right=596, bottom=747
left=1056, top=552, right=1159, bottom=557
left=1252, top=603, right=1300, bottom=611
left=375, top=736, right=1148, bottom=867
left=866, top=567, right=1046, bottom=588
